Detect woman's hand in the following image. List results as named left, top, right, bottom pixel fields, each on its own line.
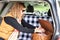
left=34, top=27, right=45, bottom=33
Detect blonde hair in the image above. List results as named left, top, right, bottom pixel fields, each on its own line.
left=9, top=2, right=25, bottom=18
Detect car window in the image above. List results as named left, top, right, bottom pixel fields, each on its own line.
left=33, top=2, right=50, bottom=17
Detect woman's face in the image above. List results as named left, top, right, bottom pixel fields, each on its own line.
left=16, top=4, right=25, bottom=20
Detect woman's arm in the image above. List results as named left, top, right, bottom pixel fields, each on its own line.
left=4, top=17, right=34, bottom=33
left=21, top=19, right=35, bottom=29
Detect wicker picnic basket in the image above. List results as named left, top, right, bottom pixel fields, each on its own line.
left=32, top=19, right=53, bottom=40
left=32, top=31, right=52, bottom=40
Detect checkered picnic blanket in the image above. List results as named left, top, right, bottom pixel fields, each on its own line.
left=23, top=15, right=41, bottom=27
left=18, top=14, right=53, bottom=40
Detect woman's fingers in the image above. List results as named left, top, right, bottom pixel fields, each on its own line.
left=34, top=27, right=45, bottom=33
left=39, top=27, right=45, bottom=32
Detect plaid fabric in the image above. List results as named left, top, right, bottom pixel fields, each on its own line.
left=23, top=15, right=41, bottom=28
left=18, top=32, right=32, bottom=40
left=18, top=14, right=53, bottom=40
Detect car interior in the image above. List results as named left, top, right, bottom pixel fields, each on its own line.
left=0, top=1, right=54, bottom=40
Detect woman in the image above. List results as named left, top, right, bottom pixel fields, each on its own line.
left=0, top=2, right=34, bottom=40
